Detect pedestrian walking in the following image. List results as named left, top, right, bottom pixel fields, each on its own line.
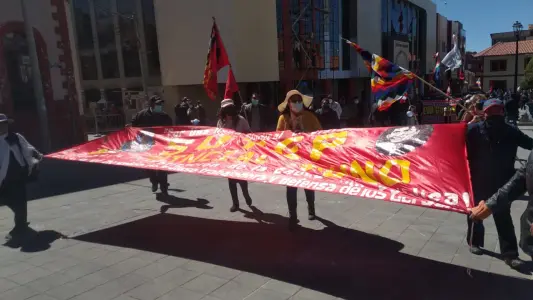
left=466, top=99, right=533, bottom=269
left=217, top=99, right=253, bottom=212
left=131, top=95, right=173, bottom=195
left=0, top=114, right=43, bottom=243
left=276, top=90, right=322, bottom=230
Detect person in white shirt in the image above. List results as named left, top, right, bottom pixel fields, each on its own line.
left=0, top=114, right=42, bottom=242
left=326, top=95, right=343, bottom=119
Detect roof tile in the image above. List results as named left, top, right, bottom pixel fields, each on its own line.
left=475, top=40, right=533, bottom=57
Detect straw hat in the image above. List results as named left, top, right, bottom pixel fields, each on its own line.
left=278, top=90, right=313, bottom=113
left=220, top=99, right=234, bottom=108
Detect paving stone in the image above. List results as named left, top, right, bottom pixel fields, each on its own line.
left=0, top=286, right=39, bottom=300
left=209, top=280, right=258, bottom=300
left=9, top=267, right=54, bottom=285
left=134, top=256, right=187, bottom=279
left=205, top=265, right=241, bottom=280
left=245, top=288, right=291, bottom=300
left=182, top=274, right=229, bottom=295
left=69, top=273, right=148, bottom=300
left=291, top=288, right=336, bottom=300
left=0, top=277, right=19, bottom=293
left=127, top=268, right=201, bottom=300
left=0, top=262, right=35, bottom=278
left=262, top=279, right=301, bottom=296
left=158, top=287, right=204, bottom=300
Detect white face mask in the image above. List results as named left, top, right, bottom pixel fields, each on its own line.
left=291, top=102, right=303, bottom=113
left=354, top=99, right=359, bottom=104
left=406, top=111, right=414, bottom=118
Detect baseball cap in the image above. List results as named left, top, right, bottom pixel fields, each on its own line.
left=482, top=99, right=503, bottom=112
left=150, top=95, right=164, bottom=105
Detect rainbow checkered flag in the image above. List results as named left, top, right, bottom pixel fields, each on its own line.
left=346, top=40, right=414, bottom=111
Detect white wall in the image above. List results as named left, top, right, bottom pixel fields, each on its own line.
left=482, top=54, right=533, bottom=89
left=436, top=14, right=448, bottom=55
left=0, top=0, right=65, bottom=101
left=154, top=0, right=279, bottom=86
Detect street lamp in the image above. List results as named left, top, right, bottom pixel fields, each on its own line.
left=513, top=21, right=523, bottom=94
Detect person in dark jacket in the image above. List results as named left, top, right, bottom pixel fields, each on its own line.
left=131, top=95, right=173, bottom=195
left=240, top=93, right=271, bottom=132
left=466, top=99, right=533, bottom=269
left=505, top=93, right=519, bottom=126
left=315, top=99, right=340, bottom=130
left=470, top=152, right=533, bottom=261
left=174, top=97, right=191, bottom=125
left=0, top=114, right=43, bottom=243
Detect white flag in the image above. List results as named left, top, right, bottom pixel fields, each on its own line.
left=441, top=35, right=462, bottom=71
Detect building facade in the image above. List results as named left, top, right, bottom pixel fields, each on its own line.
left=0, top=0, right=85, bottom=150
left=476, top=40, right=533, bottom=91
left=491, top=25, right=533, bottom=45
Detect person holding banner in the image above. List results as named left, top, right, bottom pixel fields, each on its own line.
left=217, top=99, right=253, bottom=212
left=131, top=95, right=173, bottom=195
left=466, top=99, right=533, bottom=269
left=277, top=90, right=322, bottom=230
left=470, top=151, right=533, bottom=262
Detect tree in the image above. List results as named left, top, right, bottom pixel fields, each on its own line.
left=521, top=58, right=533, bottom=90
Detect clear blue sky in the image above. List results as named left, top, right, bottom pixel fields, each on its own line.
left=434, top=0, right=532, bottom=52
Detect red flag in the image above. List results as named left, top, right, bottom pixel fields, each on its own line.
left=224, top=69, right=239, bottom=99
left=203, top=20, right=231, bottom=100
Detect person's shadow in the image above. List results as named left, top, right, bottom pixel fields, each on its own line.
left=156, top=194, right=212, bottom=213
left=241, top=206, right=288, bottom=226
left=3, top=228, right=67, bottom=252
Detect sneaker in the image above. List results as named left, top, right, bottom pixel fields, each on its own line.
left=230, top=205, right=239, bottom=213
left=470, top=246, right=483, bottom=255
left=504, top=257, right=525, bottom=270
left=308, top=214, right=316, bottom=221
left=151, top=183, right=158, bottom=193
left=288, top=217, right=300, bottom=231
left=160, top=183, right=169, bottom=195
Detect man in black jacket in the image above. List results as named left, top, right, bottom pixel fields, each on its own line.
left=131, top=95, right=173, bottom=195
left=470, top=152, right=533, bottom=261
left=466, top=99, right=533, bottom=269
left=241, top=93, right=271, bottom=132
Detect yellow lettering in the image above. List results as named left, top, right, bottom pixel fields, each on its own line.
left=197, top=151, right=224, bottom=163
left=323, top=167, right=345, bottom=179
left=340, top=161, right=378, bottom=185
left=196, top=135, right=232, bottom=151
left=243, top=139, right=267, bottom=150
left=310, top=131, right=348, bottom=161
left=275, top=136, right=304, bottom=160
left=378, top=160, right=411, bottom=187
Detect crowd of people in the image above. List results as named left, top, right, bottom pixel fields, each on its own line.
left=0, top=88, right=532, bottom=271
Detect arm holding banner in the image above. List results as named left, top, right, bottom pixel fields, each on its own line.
left=276, top=115, right=287, bottom=131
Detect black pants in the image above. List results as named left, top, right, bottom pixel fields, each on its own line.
left=286, top=187, right=315, bottom=220
left=0, top=181, right=27, bottom=230
left=467, top=208, right=519, bottom=258
left=148, top=171, right=168, bottom=186
left=228, top=179, right=250, bottom=206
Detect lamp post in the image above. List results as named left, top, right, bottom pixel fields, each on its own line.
left=513, top=21, right=523, bottom=94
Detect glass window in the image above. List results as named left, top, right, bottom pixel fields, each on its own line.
left=84, top=88, right=101, bottom=109
left=80, top=54, right=98, bottom=80
left=94, top=0, right=119, bottom=78
left=141, top=0, right=161, bottom=76
left=490, top=60, right=507, bottom=72
left=72, top=0, right=98, bottom=80
left=381, top=0, right=388, bottom=33
left=117, top=0, right=141, bottom=77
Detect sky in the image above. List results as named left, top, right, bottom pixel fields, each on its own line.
left=433, top=0, right=533, bottom=52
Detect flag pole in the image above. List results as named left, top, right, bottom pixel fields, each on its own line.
left=212, top=17, right=245, bottom=104
left=342, top=37, right=469, bottom=112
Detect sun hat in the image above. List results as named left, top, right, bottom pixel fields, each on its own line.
left=220, top=99, right=235, bottom=108
left=0, top=114, right=13, bottom=124
left=277, top=90, right=313, bottom=113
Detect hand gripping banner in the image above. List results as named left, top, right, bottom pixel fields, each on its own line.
left=47, top=124, right=474, bottom=213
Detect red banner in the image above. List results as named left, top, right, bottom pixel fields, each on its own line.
left=47, top=125, right=473, bottom=214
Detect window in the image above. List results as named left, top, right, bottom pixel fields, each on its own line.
left=72, top=0, right=98, bottom=80
left=117, top=0, right=141, bottom=77
left=94, top=0, right=119, bottom=79
left=142, top=0, right=161, bottom=76
left=490, top=60, right=507, bottom=72
left=80, top=54, right=98, bottom=80
left=490, top=80, right=507, bottom=90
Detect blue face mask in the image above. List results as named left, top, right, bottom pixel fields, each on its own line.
left=251, top=99, right=259, bottom=106
left=153, top=105, right=163, bottom=113
left=291, top=102, right=303, bottom=113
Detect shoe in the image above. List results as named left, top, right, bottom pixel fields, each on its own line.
left=308, top=214, right=316, bottom=220
left=230, top=205, right=239, bottom=213
left=308, top=205, right=316, bottom=220
left=288, top=218, right=299, bottom=231
left=151, top=183, right=158, bottom=193
left=4, top=225, right=30, bottom=246
left=160, top=183, right=169, bottom=195
left=244, top=196, right=252, bottom=206
left=470, top=246, right=483, bottom=255
left=504, top=257, right=525, bottom=270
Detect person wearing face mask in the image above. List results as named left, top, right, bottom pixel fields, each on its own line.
left=0, top=114, right=42, bottom=243
left=241, top=93, right=270, bottom=132
left=277, top=90, right=322, bottom=230
left=315, top=98, right=340, bottom=130
left=465, top=99, right=533, bottom=269
left=217, top=99, right=253, bottom=212
left=131, top=95, right=173, bottom=195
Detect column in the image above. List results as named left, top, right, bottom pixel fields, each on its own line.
left=88, top=0, right=104, bottom=81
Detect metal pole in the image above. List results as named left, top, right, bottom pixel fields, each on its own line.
left=514, top=34, right=519, bottom=93
left=21, top=0, right=50, bottom=152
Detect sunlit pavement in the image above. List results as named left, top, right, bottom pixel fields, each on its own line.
left=0, top=127, right=530, bottom=300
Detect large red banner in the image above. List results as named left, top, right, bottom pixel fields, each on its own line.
left=47, top=124, right=473, bottom=214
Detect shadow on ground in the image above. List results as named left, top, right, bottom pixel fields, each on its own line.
left=26, top=158, right=147, bottom=200
left=74, top=213, right=532, bottom=300
left=4, top=229, right=67, bottom=253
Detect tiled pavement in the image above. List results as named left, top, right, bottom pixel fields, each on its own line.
left=0, top=133, right=532, bottom=300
